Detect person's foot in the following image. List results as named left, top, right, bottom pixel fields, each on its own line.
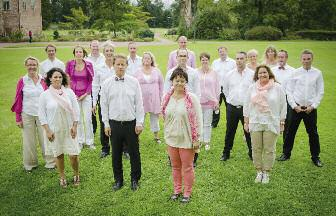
left=261, top=172, right=269, bottom=184
left=278, top=154, right=290, bottom=161
left=60, top=178, right=67, bottom=188
left=220, top=154, right=230, bottom=161
left=205, top=144, right=210, bottom=151
left=180, top=196, right=190, bottom=203
left=100, top=151, right=109, bottom=158
left=193, top=161, right=197, bottom=168
left=112, top=181, right=123, bottom=191
left=154, top=138, right=161, bottom=144
left=130, top=180, right=139, bottom=191
left=89, top=145, right=96, bottom=150
left=170, top=193, right=182, bottom=201
left=73, top=175, right=80, bottom=186
left=312, top=159, right=323, bottom=167
left=248, top=151, right=253, bottom=160
left=254, top=171, right=263, bottom=183
left=212, top=125, right=217, bottom=128
left=123, top=152, right=130, bottom=160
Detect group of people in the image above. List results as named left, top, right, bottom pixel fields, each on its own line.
left=11, top=36, right=324, bottom=203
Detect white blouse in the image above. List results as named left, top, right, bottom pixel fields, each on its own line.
left=243, top=82, right=287, bottom=135
left=92, top=63, right=115, bottom=106
left=22, top=74, right=44, bottom=117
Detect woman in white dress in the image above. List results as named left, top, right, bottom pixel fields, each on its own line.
left=39, top=68, right=81, bottom=188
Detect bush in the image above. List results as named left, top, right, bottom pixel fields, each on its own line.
left=295, top=30, right=336, bottom=40
left=136, top=29, right=154, bottom=39
left=167, top=28, right=178, bottom=35
left=245, top=26, right=283, bottom=40
left=219, top=28, right=241, bottom=40
left=53, top=30, right=60, bottom=40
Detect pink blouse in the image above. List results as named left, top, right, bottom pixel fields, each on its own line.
left=197, top=68, right=220, bottom=109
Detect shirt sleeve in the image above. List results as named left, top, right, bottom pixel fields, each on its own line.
left=167, top=52, right=174, bottom=70
left=92, top=67, right=100, bottom=106
left=158, top=69, right=164, bottom=101
left=193, top=72, right=201, bottom=98
left=279, top=85, right=287, bottom=120
left=85, top=64, right=94, bottom=94
left=312, top=72, right=324, bottom=109
left=190, top=52, right=196, bottom=68
left=69, top=89, right=80, bottom=122
left=100, top=80, right=110, bottom=127
left=243, top=85, right=252, bottom=117
left=222, top=73, right=230, bottom=97
left=38, top=93, right=48, bottom=126
left=192, top=94, right=203, bottom=141
left=163, top=70, right=172, bottom=95
left=135, top=80, right=145, bottom=126
left=286, top=74, right=297, bottom=109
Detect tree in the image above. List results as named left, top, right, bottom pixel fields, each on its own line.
left=62, top=7, right=89, bottom=29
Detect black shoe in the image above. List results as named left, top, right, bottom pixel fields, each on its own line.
left=112, top=181, right=123, bottom=191
left=312, top=159, right=323, bottom=167
left=100, top=151, right=109, bottom=158
left=212, top=125, right=217, bottom=128
left=248, top=152, right=253, bottom=160
left=193, top=162, right=197, bottom=168
left=170, top=193, right=182, bottom=201
left=278, top=154, right=290, bottom=161
left=123, top=152, right=130, bottom=160
left=131, top=180, right=139, bottom=191
left=180, top=196, right=190, bottom=204
left=220, top=154, right=230, bottom=161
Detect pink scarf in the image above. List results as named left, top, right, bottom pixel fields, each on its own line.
left=251, top=79, right=274, bottom=113
left=161, top=87, right=199, bottom=143
left=49, top=85, right=75, bottom=119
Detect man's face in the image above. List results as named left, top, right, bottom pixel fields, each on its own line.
left=128, top=44, right=137, bottom=55
left=114, top=57, right=127, bottom=76
left=236, top=53, right=246, bottom=68
left=177, top=50, right=188, bottom=66
left=301, top=53, right=313, bottom=69
left=178, top=38, right=187, bottom=49
left=47, top=47, right=56, bottom=59
left=218, top=48, right=228, bottom=59
left=277, top=52, right=288, bottom=66
left=90, top=42, right=99, bottom=54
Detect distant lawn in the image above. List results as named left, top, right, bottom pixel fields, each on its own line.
left=0, top=41, right=335, bottom=215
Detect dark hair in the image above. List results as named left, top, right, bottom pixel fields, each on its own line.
left=45, top=68, right=69, bottom=87
left=199, top=52, right=210, bottom=61
left=301, top=49, right=314, bottom=58
left=278, top=49, right=288, bottom=58
left=253, top=64, right=276, bottom=82
left=113, top=54, right=128, bottom=65
left=170, top=67, right=188, bottom=83
left=72, top=45, right=88, bottom=58
left=45, top=44, right=57, bottom=52
left=237, top=51, right=247, bottom=57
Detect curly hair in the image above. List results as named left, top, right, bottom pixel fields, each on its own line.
left=45, top=67, right=69, bottom=87
left=170, top=67, right=188, bottom=83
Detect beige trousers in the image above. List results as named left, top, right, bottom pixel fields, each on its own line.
left=251, top=131, right=278, bottom=172
left=22, top=113, right=55, bottom=170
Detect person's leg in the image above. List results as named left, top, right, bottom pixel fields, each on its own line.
left=302, top=110, right=321, bottom=161
left=238, top=108, right=252, bottom=157
left=180, top=148, right=195, bottom=197
left=282, top=109, right=303, bottom=158
left=262, top=131, right=278, bottom=171
left=91, top=94, right=97, bottom=135
left=283, top=102, right=292, bottom=142
left=36, top=116, right=55, bottom=168
left=110, top=120, right=124, bottom=183
left=168, top=146, right=182, bottom=195
left=251, top=131, right=263, bottom=172
left=222, top=104, right=239, bottom=158
left=22, top=113, right=38, bottom=171
left=56, top=154, right=66, bottom=186
left=212, top=92, right=224, bottom=127
left=69, top=155, right=79, bottom=176
left=203, top=108, right=213, bottom=149
left=149, top=113, right=160, bottom=141
left=82, top=96, right=94, bottom=148
left=98, top=98, right=110, bottom=155
left=125, top=121, right=141, bottom=182
left=77, top=100, right=85, bottom=147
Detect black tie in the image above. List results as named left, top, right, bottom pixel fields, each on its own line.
left=115, top=77, right=124, bottom=82
left=278, top=66, right=285, bottom=70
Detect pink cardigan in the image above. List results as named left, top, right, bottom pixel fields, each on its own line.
left=134, top=67, right=163, bottom=114
left=11, top=76, right=47, bottom=123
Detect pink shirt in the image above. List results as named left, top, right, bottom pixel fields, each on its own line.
left=197, top=68, right=220, bottom=109
left=167, top=49, right=196, bottom=70
left=134, top=67, right=164, bottom=114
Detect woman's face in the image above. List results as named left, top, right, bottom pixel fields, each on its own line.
left=103, top=46, right=114, bottom=59
left=200, top=56, right=209, bottom=67
left=50, top=71, right=63, bottom=89
left=142, top=54, right=152, bottom=66
left=257, top=67, right=270, bottom=83
left=74, top=47, right=84, bottom=59
left=248, top=53, right=257, bottom=63
left=25, top=59, right=38, bottom=76
left=114, top=57, right=127, bottom=77
left=266, top=49, right=276, bottom=59
left=172, top=75, right=186, bottom=91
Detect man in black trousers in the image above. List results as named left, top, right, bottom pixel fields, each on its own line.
left=278, top=49, right=324, bottom=167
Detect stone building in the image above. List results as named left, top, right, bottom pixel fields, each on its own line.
left=0, top=0, right=42, bottom=37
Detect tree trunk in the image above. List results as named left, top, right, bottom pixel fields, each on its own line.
left=181, top=0, right=193, bottom=28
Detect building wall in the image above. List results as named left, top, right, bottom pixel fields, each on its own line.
left=0, top=0, right=20, bottom=36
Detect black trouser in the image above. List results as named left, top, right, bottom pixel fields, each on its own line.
left=97, top=96, right=110, bottom=153
left=282, top=102, right=292, bottom=142
left=109, top=119, right=141, bottom=183
left=212, top=88, right=226, bottom=127
left=222, top=103, right=252, bottom=156
left=282, top=108, right=320, bottom=160
left=92, top=94, right=97, bottom=134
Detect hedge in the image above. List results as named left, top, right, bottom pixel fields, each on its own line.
left=245, top=26, right=283, bottom=40
left=219, top=28, right=242, bottom=40
left=295, top=30, right=336, bottom=40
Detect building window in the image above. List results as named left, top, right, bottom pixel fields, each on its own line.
left=31, top=0, right=36, bottom=10
left=23, top=0, right=27, bottom=10
left=3, top=0, right=10, bottom=11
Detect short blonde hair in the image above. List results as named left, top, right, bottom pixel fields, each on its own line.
left=24, top=56, right=39, bottom=66
left=247, top=49, right=258, bottom=57
left=102, top=40, right=115, bottom=52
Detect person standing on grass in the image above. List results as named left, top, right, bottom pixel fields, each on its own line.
left=246, top=49, right=259, bottom=72
left=244, top=65, right=287, bottom=184
left=167, top=36, right=196, bottom=70
left=65, top=45, right=95, bottom=150
left=39, top=44, right=65, bottom=78
left=162, top=67, right=202, bottom=203
left=211, top=46, right=236, bottom=128
left=11, top=56, right=55, bottom=172
left=100, top=54, right=144, bottom=191
left=220, top=51, right=254, bottom=161
left=39, top=68, right=81, bottom=188
left=271, top=49, right=295, bottom=142
left=197, top=52, right=220, bottom=151
left=263, top=45, right=278, bottom=68
left=92, top=41, right=116, bottom=158
left=134, top=52, right=164, bottom=144
left=126, top=42, right=142, bottom=77
left=278, top=49, right=324, bottom=167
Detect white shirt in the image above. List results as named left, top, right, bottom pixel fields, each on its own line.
left=39, top=58, right=65, bottom=78
left=287, top=66, right=324, bottom=109
left=271, top=64, right=295, bottom=91
left=126, top=55, right=142, bottom=76
left=92, top=63, right=115, bottom=106
left=85, top=53, right=106, bottom=67
left=243, top=82, right=287, bottom=135
left=100, top=74, right=144, bottom=127
left=164, top=66, right=201, bottom=98
left=211, top=57, right=236, bottom=87
left=22, top=74, right=45, bottom=116
left=38, top=88, right=80, bottom=127
left=223, top=67, right=254, bottom=106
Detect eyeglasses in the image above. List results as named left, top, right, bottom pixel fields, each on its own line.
left=178, top=55, right=187, bottom=57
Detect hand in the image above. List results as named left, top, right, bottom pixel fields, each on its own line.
left=78, top=94, right=87, bottom=101
left=92, top=105, right=96, bottom=115
left=135, top=125, right=143, bottom=135
left=305, top=106, right=314, bottom=114
left=46, top=130, right=55, bottom=142
left=17, top=121, right=23, bottom=128
left=294, top=106, right=303, bottom=113
left=70, top=126, right=77, bottom=139
left=280, top=123, right=285, bottom=134
left=105, top=127, right=111, bottom=137
left=244, top=123, right=249, bottom=132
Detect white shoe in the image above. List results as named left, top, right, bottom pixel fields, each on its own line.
left=89, top=145, right=96, bottom=150
left=262, top=172, right=269, bottom=184
left=254, top=171, right=263, bottom=183
left=205, top=144, right=210, bottom=151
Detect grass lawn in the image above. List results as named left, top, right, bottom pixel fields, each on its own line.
left=0, top=41, right=335, bottom=215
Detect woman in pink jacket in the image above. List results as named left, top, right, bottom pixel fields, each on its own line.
left=11, top=56, right=55, bottom=172
left=134, top=52, right=164, bottom=143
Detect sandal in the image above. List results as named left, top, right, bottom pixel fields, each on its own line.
left=170, top=193, right=182, bottom=201
left=73, top=175, right=80, bottom=186
left=60, top=178, right=67, bottom=188
left=154, top=138, right=161, bottom=144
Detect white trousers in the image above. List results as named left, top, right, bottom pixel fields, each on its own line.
left=77, top=96, right=94, bottom=145
left=201, top=108, right=213, bottom=143
left=22, top=113, right=55, bottom=170
left=145, top=113, right=160, bottom=132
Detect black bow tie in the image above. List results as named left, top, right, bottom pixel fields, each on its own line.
left=278, top=66, right=285, bottom=70
left=115, top=77, right=124, bottom=82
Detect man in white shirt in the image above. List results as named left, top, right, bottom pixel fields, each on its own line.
left=167, top=36, right=196, bottom=70
left=126, top=42, right=142, bottom=76
left=164, top=49, right=200, bottom=98
left=100, top=54, right=144, bottom=191
left=220, top=51, right=254, bottom=161
left=278, top=49, right=324, bottom=167
left=211, top=46, right=236, bottom=127
left=85, top=40, right=106, bottom=66
left=39, top=44, right=65, bottom=78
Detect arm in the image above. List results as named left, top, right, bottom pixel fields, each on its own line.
left=190, top=51, right=196, bottom=68
left=167, top=51, right=174, bottom=70
left=135, top=80, right=145, bottom=134
left=222, top=73, right=229, bottom=98
left=193, top=72, right=201, bottom=99
left=11, top=78, right=24, bottom=125
left=279, top=86, right=287, bottom=133
left=100, top=81, right=111, bottom=136
left=243, top=86, right=252, bottom=132
left=311, top=72, right=324, bottom=109
left=158, top=69, right=164, bottom=101
left=163, top=70, right=172, bottom=95
left=69, top=90, right=79, bottom=138
left=92, top=67, right=100, bottom=107
left=38, top=93, right=55, bottom=141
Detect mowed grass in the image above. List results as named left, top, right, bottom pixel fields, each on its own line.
left=0, top=41, right=335, bottom=215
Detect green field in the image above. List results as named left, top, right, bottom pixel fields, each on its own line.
left=0, top=41, right=335, bottom=215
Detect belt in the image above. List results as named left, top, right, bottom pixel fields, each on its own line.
left=110, top=119, right=135, bottom=125
left=229, top=103, right=243, bottom=109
